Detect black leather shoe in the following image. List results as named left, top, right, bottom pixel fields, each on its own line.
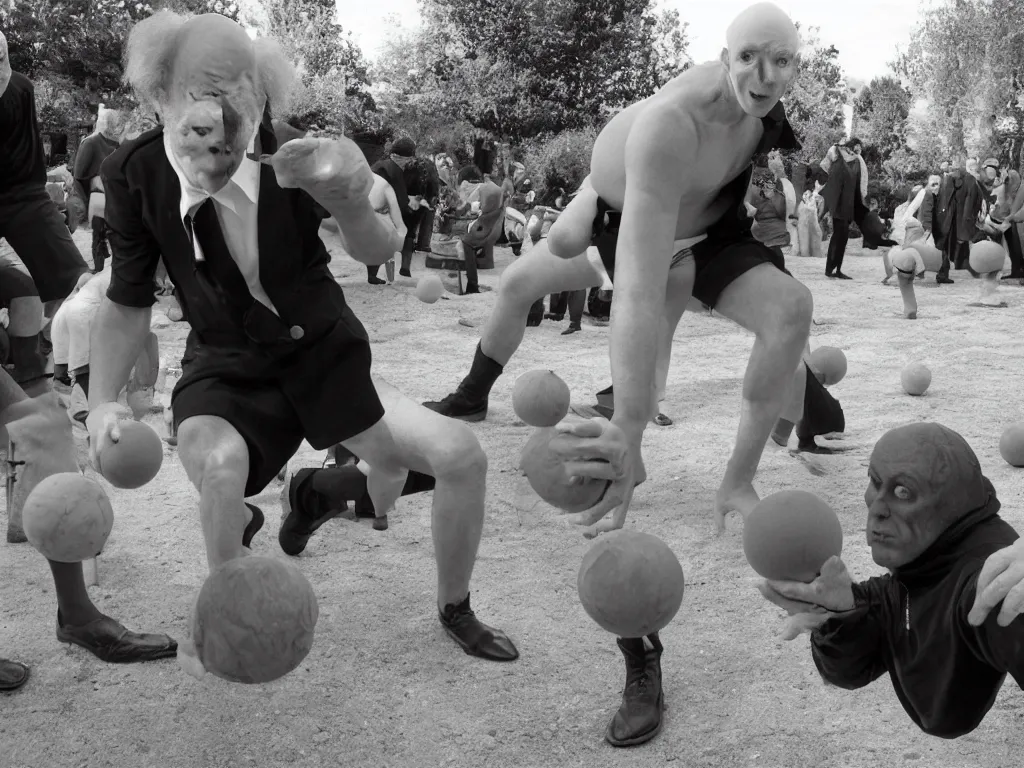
left=56, top=611, right=177, bottom=663
left=835, top=272, right=853, bottom=280
left=243, top=503, right=264, bottom=549
left=606, top=633, right=665, bottom=747
left=423, top=389, right=488, bottom=422
left=439, top=594, right=519, bottom=662
left=278, top=467, right=345, bottom=556
left=936, top=276, right=954, bottom=284
left=0, top=659, right=30, bottom=691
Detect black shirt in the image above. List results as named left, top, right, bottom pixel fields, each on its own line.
left=0, top=71, right=47, bottom=202
left=73, top=132, right=120, bottom=204
left=811, top=481, right=1023, bottom=739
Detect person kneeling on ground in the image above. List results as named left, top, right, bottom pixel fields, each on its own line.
left=759, top=422, right=1024, bottom=739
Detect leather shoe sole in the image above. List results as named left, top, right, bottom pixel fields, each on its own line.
left=0, top=659, right=30, bottom=691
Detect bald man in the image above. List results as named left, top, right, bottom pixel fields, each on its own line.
left=425, top=2, right=807, bottom=539
left=0, top=31, right=90, bottom=399
left=87, top=12, right=518, bottom=667
left=760, top=423, right=1024, bottom=738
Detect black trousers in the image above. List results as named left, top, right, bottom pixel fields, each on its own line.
left=91, top=216, right=109, bottom=272
left=548, top=290, right=585, bottom=325
left=1006, top=224, right=1024, bottom=276
left=825, top=218, right=850, bottom=274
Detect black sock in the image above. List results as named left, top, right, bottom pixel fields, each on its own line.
left=309, top=464, right=437, bottom=505
left=459, top=343, right=503, bottom=401
left=797, top=364, right=844, bottom=441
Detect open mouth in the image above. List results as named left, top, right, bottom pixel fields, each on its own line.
left=750, top=92, right=769, bottom=103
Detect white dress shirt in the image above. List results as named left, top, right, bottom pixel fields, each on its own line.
left=164, top=127, right=278, bottom=315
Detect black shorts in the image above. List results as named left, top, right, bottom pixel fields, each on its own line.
left=591, top=197, right=788, bottom=308
left=0, top=188, right=89, bottom=303
left=172, top=309, right=385, bottom=498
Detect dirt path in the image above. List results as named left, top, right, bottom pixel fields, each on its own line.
left=2, top=229, right=1023, bottom=768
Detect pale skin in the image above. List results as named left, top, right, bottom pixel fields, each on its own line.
left=473, top=3, right=809, bottom=536
left=87, top=15, right=487, bottom=615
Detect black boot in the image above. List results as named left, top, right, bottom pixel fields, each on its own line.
left=606, top=633, right=665, bottom=747
left=423, top=343, right=500, bottom=421
left=438, top=593, right=519, bottom=662
left=278, top=468, right=346, bottom=556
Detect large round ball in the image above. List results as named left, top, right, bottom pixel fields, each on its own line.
left=98, top=421, right=163, bottom=489
left=890, top=248, right=918, bottom=274
left=999, top=423, right=1024, bottom=467
left=23, top=473, right=114, bottom=562
left=901, top=362, right=932, bottom=396
left=577, top=530, right=685, bottom=638
left=742, top=490, right=843, bottom=582
left=192, top=556, right=320, bottom=684
left=908, top=241, right=942, bottom=272
left=969, top=240, right=1006, bottom=274
left=415, top=274, right=445, bottom=304
left=808, top=346, right=847, bottom=386
left=512, top=369, right=571, bottom=427
left=521, top=427, right=609, bottom=513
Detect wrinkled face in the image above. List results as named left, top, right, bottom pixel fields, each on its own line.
left=864, top=424, right=984, bottom=570
left=0, top=32, right=11, bottom=98
left=162, top=18, right=263, bottom=193
left=722, top=6, right=800, bottom=118
left=927, top=175, right=940, bottom=193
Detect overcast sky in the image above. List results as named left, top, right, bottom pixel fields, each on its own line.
left=340, top=0, right=928, bottom=84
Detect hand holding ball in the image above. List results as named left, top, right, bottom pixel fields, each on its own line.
left=743, top=490, right=843, bottom=582
left=521, top=427, right=610, bottom=514
left=262, top=136, right=373, bottom=210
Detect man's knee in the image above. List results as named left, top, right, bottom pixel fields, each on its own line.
left=177, top=417, right=249, bottom=491
left=432, top=423, right=488, bottom=479
left=778, top=282, right=813, bottom=334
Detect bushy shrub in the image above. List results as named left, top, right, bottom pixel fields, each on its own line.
left=520, top=127, right=598, bottom=202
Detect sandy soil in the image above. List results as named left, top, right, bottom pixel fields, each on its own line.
left=2, top=227, right=1023, bottom=768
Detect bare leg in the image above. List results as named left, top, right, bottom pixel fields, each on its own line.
left=653, top=266, right=694, bottom=407
left=709, top=265, right=814, bottom=531
left=548, top=184, right=598, bottom=259
left=177, top=416, right=254, bottom=572
left=898, top=272, right=918, bottom=318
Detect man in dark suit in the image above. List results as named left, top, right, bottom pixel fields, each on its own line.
left=86, top=12, right=517, bottom=665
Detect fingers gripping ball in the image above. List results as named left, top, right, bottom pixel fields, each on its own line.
left=191, top=556, right=320, bottom=684
left=969, top=240, right=1006, bottom=275
left=577, top=530, right=685, bottom=638
left=98, top=421, right=164, bottom=489
left=415, top=274, right=445, bottom=304
left=901, top=362, right=932, bottom=396
left=808, top=346, right=847, bottom=386
left=999, top=423, right=1024, bottom=467
left=23, top=473, right=114, bottom=562
left=521, top=427, right=610, bottom=514
left=512, top=370, right=570, bottom=427
left=742, top=490, right=843, bottom=582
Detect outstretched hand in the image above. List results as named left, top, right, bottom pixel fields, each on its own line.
left=261, top=136, right=374, bottom=211
left=968, top=539, right=1024, bottom=627
left=757, top=556, right=856, bottom=641
left=548, top=416, right=639, bottom=539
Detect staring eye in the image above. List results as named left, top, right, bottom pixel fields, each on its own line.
left=894, top=485, right=911, bottom=500
left=740, top=52, right=754, bottom=63
left=777, top=57, right=790, bottom=67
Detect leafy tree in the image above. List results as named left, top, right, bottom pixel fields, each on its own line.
left=853, top=76, right=912, bottom=162
left=783, top=27, right=846, bottom=164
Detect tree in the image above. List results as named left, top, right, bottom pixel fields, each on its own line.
left=854, top=76, right=912, bottom=162
left=784, top=27, right=846, bottom=164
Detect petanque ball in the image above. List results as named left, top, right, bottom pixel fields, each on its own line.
left=969, top=240, right=1006, bottom=274
left=192, top=556, right=320, bottom=684
left=23, top=473, right=114, bottom=562
left=98, top=421, right=164, bottom=489
left=512, top=369, right=570, bottom=427
left=743, top=490, right=843, bottom=582
left=577, top=530, right=685, bottom=638
left=521, top=427, right=610, bottom=514
left=901, top=362, right=932, bottom=396
left=809, top=346, right=847, bottom=386
left=999, top=423, right=1024, bottom=467
left=415, top=274, right=445, bottom=304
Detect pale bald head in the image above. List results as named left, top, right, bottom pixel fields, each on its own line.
left=0, top=30, right=12, bottom=98
left=726, top=2, right=800, bottom=56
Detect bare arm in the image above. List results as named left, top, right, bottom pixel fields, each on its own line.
left=906, top=188, right=926, bottom=219
left=608, top=112, right=692, bottom=439
left=330, top=196, right=402, bottom=265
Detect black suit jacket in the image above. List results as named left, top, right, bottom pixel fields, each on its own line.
left=100, top=117, right=354, bottom=352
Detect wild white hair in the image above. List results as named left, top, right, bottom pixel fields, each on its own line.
left=122, top=10, right=297, bottom=115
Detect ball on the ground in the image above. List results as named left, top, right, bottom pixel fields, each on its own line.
left=999, top=423, right=1024, bottom=467
left=512, top=369, right=571, bottom=427
left=901, top=362, right=932, bottom=396
left=577, top=530, right=685, bottom=638
left=23, top=473, right=114, bottom=562
left=809, top=346, right=847, bottom=386
left=908, top=241, right=942, bottom=272
left=521, top=427, right=610, bottom=514
left=191, top=556, right=320, bottom=684
left=415, top=274, right=445, bottom=303
left=98, top=421, right=164, bottom=489
left=742, top=490, right=843, bottom=582
left=167, top=305, right=184, bottom=322
left=969, top=240, right=1006, bottom=274
left=890, top=248, right=918, bottom=274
